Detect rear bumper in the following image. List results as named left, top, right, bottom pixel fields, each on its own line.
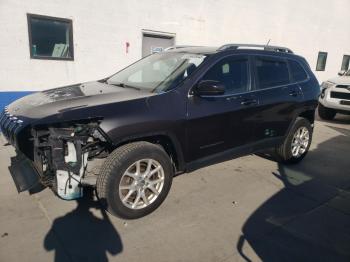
left=8, top=152, right=40, bottom=192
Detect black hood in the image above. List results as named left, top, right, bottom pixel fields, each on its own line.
left=7, top=81, right=154, bottom=123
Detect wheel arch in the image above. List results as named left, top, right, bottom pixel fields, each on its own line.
left=299, top=109, right=315, bottom=125
left=283, top=108, right=316, bottom=139
left=109, top=132, right=186, bottom=174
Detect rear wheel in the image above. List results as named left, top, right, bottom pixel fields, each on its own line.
left=275, top=117, right=312, bottom=164
left=96, top=142, right=173, bottom=219
left=318, top=103, right=336, bottom=120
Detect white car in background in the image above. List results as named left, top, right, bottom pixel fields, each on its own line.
left=318, top=69, right=350, bottom=120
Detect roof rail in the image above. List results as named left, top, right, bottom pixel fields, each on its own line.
left=217, top=44, right=293, bottom=54
left=164, top=45, right=201, bottom=51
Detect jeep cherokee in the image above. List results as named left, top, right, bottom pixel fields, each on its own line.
left=0, top=44, right=320, bottom=219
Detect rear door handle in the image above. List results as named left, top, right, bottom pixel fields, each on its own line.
left=240, top=99, right=257, bottom=106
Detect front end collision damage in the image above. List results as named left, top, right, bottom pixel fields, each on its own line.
left=27, top=121, right=108, bottom=200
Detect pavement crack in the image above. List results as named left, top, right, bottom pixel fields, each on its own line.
left=33, top=195, right=52, bottom=223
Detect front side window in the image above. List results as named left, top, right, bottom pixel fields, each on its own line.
left=27, top=14, right=74, bottom=60
left=201, top=57, right=249, bottom=94
left=289, top=60, right=308, bottom=82
left=255, top=58, right=290, bottom=89
left=316, top=52, right=327, bottom=71
left=108, top=52, right=207, bottom=92
left=341, top=55, right=350, bottom=71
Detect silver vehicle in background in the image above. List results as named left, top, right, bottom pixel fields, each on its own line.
left=319, top=69, right=350, bottom=120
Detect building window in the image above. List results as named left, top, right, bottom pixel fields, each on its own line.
left=27, top=14, right=74, bottom=60
left=341, top=55, right=350, bottom=71
left=316, top=52, right=327, bottom=71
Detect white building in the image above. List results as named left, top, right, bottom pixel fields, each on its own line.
left=0, top=0, right=349, bottom=107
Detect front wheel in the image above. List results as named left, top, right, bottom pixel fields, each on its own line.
left=96, top=142, right=173, bottom=219
left=275, top=117, right=312, bottom=164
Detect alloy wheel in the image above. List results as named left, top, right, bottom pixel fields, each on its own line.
left=291, top=127, right=310, bottom=158
left=118, top=159, right=165, bottom=209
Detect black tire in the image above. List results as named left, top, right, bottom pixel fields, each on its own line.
left=96, top=142, right=173, bottom=219
left=318, top=103, right=336, bottom=120
left=275, top=117, right=313, bottom=164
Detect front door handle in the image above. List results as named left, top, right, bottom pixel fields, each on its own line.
left=240, top=99, right=257, bottom=106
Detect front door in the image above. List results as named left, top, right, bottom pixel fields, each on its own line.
left=186, top=55, right=257, bottom=162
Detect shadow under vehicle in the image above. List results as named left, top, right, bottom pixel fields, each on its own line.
left=238, top=125, right=350, bottom=262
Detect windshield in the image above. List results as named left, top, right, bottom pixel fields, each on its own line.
left=107, top=52, right=207, bottom=92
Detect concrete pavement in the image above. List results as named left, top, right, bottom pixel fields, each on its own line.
left=0, top=116, right=350, bottom=262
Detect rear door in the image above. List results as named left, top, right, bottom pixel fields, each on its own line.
left=186, top=55, right=257, bottom=162
left=251, top=55, right=303, bottom=147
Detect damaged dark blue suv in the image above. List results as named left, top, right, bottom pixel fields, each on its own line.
left=0, top=44, right=320, bottom=219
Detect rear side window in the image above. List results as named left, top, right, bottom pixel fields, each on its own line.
left=289, top=60, right=308, bottom=82
left=255, top=58, right=290, bottom=89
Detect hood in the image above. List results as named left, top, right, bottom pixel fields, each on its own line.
left=7, top=81, right=154, bottom=121
left=327, top=76, right=350, bottom=85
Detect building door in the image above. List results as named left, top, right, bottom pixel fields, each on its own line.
left=142, top=31, right=175, bottom=57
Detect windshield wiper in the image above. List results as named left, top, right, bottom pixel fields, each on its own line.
left=124, top=84, right=141, bottom=91
left=108, top=82, right=141, bottom=91
left=108, top=82, right=124, bottom=87
left=97, top=77, right=110, bottom=83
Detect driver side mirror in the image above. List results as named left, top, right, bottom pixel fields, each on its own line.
left=195, top=80, right=225, bottom=96
left=338, top=70, right=346, bottom=76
